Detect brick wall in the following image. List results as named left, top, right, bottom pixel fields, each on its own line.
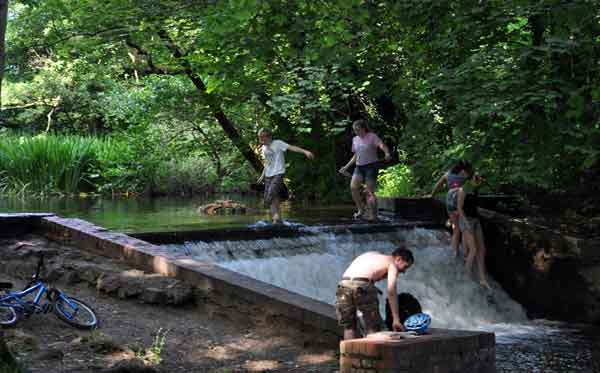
left=340, top=329, right=495, bottom=373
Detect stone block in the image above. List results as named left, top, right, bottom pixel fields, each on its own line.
left=140, top=287, right=165, bottom=304
left=341, top=330, right=494, bottom=373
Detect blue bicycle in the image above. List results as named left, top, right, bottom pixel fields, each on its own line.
left=0, top=254, right=98, bottom=329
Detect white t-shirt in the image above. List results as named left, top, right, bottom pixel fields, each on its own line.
left=262, top=139, right=290, bottom=177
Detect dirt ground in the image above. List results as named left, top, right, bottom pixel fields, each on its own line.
left=0, top=236, right=339, bottom=373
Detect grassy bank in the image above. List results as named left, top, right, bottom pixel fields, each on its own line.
left=0, top=134, right=254, bottom=197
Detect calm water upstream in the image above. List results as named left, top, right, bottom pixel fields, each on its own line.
left=0, top=195, right=355, bottom=233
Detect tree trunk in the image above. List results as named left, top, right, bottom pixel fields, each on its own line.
left=157, top=30, right=263, bottom=173
left=0, top=0, right=9, bottom=109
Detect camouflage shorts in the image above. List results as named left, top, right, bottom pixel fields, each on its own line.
left=335, top=280, right=382, bottom=332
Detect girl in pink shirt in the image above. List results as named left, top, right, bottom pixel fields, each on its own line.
left=339, top=120, right=391, bottom=222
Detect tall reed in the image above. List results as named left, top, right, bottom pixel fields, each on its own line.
left=0, top=134, right=102, bottom=195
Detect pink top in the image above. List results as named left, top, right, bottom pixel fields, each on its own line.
left=352, top=132, right=383, bottom=166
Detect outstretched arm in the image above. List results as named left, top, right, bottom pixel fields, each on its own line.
left=430, top=173, right=448, bottom=198
left=387, top=263, right=404, bottom=332
left=287, top=145, right=314, bottom=159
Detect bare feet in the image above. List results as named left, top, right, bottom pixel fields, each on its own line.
left=480, top=281, right=491, bottom=291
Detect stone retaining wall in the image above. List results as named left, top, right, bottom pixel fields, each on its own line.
left=480, top=208, right=600, bottom=323
left=340, top=329, right=495, bottom=373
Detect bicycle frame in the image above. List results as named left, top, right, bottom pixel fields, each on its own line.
left=0, top=280, right=49, bottom=312
left=0, top=251, right=95, bottom=329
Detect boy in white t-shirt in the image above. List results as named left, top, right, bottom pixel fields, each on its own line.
left=257, top=128, right=314, bottom=224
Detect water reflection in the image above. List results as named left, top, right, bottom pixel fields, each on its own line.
left=0, top=195, right=356, bottom=233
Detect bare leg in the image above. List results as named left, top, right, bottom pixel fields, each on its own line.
left=463, top=228, right=478, bottom=274
left=270, top=197, right=281, bottom=223
left=450, top=213, right=461, bottom=257
left=365, top=178, right=377, bottom=221
left=350, top=175, right=365, bottom=217
left=475, top=225, right=490, bottom=289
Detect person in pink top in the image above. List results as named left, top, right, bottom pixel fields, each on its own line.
left=339, top=120, right=391, bottom=222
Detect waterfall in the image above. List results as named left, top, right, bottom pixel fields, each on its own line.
left=164, top=226, right=600, bottom=371
left=164, top=227, right=528, bottom=331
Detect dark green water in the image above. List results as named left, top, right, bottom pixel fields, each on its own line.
left=0, top=195, right=355, bottom=233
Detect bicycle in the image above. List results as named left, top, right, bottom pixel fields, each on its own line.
left=0, top=254, right=98, bottom=329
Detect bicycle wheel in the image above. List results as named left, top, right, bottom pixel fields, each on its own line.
left=54, top=296, right=98, bottom=330
left=0, top=305, right=18, bottom=327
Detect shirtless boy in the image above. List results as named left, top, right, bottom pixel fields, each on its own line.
left=335, top=247, right=414, bottom=340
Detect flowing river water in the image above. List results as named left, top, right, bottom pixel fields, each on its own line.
left=165, top=227, right=600, bottom=372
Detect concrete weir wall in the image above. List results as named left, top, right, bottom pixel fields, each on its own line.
left=37, top=215, right=340, bottom=341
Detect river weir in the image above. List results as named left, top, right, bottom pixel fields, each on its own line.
left=2, top=213, right=599, bottom=371
left=163, top=225, right=600, bottom=372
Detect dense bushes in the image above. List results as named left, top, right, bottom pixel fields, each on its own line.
left=0, top=133, right=251, bottom=196
left=377, top=164, right=417, bottom=198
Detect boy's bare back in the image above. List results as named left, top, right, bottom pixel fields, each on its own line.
left=343, top=251, right=393, bottom=281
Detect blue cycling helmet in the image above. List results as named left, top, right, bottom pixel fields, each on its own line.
left=403, top=312, right=431, bottom=334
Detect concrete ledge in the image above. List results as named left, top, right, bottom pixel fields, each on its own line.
left=40, top=216, right=340, bottom=339
left=131, top=220, right=444, bottom=245
left=378, top=197, right=446, bottom=223
left=340, top=329, right=495, bottom=373
left=0, top=213, right=55, bottom=237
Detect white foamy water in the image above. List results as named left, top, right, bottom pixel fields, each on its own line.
left=167, top=228, right=528, bottom=333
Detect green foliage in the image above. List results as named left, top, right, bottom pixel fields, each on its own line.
left=152, top=158, right=217, bottom=196
left=2, top=0, right=598, bottom=201
left=146, top=328, right=168, bottom=366
left=132, top=328, right=168, bottom=366
left=0, top=134, right=100, bottom=195
left=377, top=164, right=417, bottom=198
